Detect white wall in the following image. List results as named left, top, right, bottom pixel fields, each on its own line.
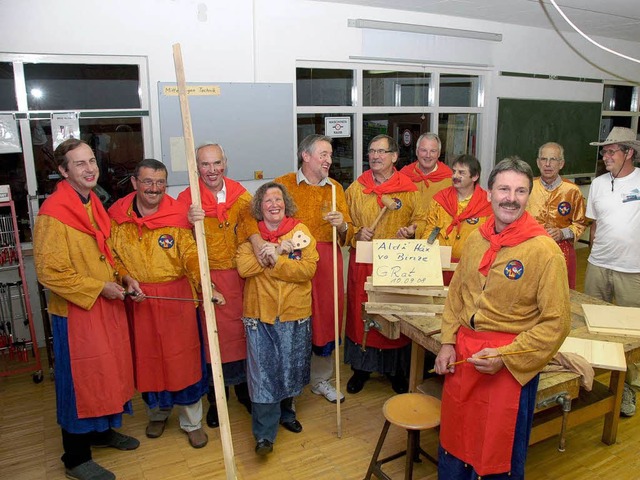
left=3, top=0, right=639, bottom=182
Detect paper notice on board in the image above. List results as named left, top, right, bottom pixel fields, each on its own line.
left=372, top=239, right=443, bottom=287
left=0, top=114, right=22, bottom=153
left=170, top=137, right=187, bottom=172
left=51, top=112, right=80, bottom=149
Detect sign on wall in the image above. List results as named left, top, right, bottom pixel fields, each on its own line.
left=325, top=116, right=351, bottom=138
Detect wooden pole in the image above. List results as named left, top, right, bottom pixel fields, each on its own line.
left=172, top=43, right=238, bottom=480
left=331, top=183, right=342, bottom=438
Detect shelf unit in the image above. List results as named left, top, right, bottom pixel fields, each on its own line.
left=0, top=197, right=43, bottom=382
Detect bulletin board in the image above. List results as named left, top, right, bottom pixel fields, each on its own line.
left=158, top=82, right=294, bottom=183
left=496, top=99, right=602, bottom=176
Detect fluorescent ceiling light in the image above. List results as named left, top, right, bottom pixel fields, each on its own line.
left=348, top=19, right=502, bottom=42
left=349, top=55, right=491, bottom=69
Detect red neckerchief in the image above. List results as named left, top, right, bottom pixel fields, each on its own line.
left=108, top=192, right=192, bottom=237
left=177, top=177, right=246, bottom=224
left=400, top=161, right=452, bottom=186
left=38, top=180, right=115, bottom=266
left=258, top=217, right=300, bottom=243
left=357, top=169, right=417, bottom=207
left=477, top=211, right=549, bottom=276
left=434, top=184, right=493, bottom=237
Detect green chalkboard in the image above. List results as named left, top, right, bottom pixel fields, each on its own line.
left=496, top=99, right=601, bottom=176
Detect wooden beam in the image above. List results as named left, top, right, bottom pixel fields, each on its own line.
left=172, top=43, right=237, bottom=480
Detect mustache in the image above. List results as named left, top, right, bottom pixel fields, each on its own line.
left=499, top=201, right=521, bottom=209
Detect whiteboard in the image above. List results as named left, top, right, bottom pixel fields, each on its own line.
left=158, top=82, right=294, bottom=183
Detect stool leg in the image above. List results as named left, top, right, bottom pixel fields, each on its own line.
left=405, top=430, right=417, bottom=480
left=364, top=420, right=391, bottom=480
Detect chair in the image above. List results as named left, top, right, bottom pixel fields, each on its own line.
left=364, top=393, right=441, bottom=480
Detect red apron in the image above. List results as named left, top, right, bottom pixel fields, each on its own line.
left=311, top=242, right=344, bottom=347
left=345, top=248, right=410, bottom=349
left=128, top=277, right=202, bottom=392
left=440, top=327, right=521, bottom=476
left=200, top=268, right=247, bottom=364
left=67, top=298, right=134, bottom=419
left=557, top=239, right=577, bottom=290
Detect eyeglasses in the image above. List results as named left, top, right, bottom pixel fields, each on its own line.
left=600, top=148, right=623, bottom=157
left=538, top=157, right=561, bottom=164
left=137, top=178, right=167, bottom=187
left=368, top=149, right=393, bottom=156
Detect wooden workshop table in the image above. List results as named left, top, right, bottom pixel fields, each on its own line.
left=368, top=290, right=640, bottom=446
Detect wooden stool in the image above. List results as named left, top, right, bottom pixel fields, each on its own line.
left=364, top=393, right=441, bottom=480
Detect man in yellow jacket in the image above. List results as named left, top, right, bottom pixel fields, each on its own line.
left=34, top=139, right=138, bottom=480
left=179, top=143, right=253, bottom=428
left=109, top=158, right=208, bottom=449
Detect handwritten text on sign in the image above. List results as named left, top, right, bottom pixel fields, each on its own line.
left=372, top=239, right=443, bottom=287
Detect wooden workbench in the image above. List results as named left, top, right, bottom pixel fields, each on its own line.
left=367, top=290, right=637, bottom=446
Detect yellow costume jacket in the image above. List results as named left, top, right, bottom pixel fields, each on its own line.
left=441, top=230, right=571, bottom=385
left=236, top=223, right=319, bottom=323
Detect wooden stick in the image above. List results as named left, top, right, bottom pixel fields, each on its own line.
left=172, top=44, right=237, bottom=480
left=427, top=349, right=538, bottom=374
left=369, top=195, right=398, bottom=231
left=331, top=183, right=342, bottom=438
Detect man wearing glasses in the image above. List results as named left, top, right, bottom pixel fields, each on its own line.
left=400, top=132, right=453, bottom=208
left=344, top=134, right=427, bottom=394
left=526, top=142, right=587, bottom=289
left=586, top=127, right=640, bottom=417
left=109, top=159, right=209, bottom=447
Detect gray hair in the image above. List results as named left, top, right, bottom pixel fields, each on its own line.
left=488, top=156, right=534, bottom=193
left=416, top=132, right=442, bottom=151
left=251, top=182, right=298, bottom=221
left=297, top=134, right=332, bottom=162
left=369, top=134, right=399, bottom=153
left=195, top=142, right=227, bottom=163
left=537, top=142, right=565, bottom=162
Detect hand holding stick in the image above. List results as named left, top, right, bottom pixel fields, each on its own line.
left=429, top=348, right=538, bottom=374
left=370, top=195, right=399, bottom=231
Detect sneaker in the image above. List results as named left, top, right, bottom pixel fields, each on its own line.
left=621, top=383, right=636, bottom=417
left=93, top=430, right=140, bottom=450
left=311, top=380, right=345, bottom=404
left=65, top=460, right=115, bottom=480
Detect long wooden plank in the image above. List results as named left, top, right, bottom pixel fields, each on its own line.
left=559, top=336, right=627, bottom=371
left=365, top=301, right=444, bottom=315
left=582, top=304, right=640, bottom=337
left=172, top=44, right=237, bottom=480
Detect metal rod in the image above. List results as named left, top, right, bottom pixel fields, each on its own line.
left=125, top=292, right=217, bottom=303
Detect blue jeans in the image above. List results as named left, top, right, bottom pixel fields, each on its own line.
left=251, top=397, right=296, bottom=443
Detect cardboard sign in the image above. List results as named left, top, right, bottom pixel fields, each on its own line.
left=372, top=239, right=443, bottom=287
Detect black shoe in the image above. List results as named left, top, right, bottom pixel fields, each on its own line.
left=388, top=374, right=409, bottom=394
left=92, top=430, right=140, bottom=451
left=347, top=370, right=370, bottom=394
left=255, top=439, right=273, bottom=455
left=206, top=404, right=219, bottom=428
left=280, top=419, right=303, bottom=433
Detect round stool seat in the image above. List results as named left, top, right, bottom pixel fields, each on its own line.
left=383, top=393, right=441, bottom=430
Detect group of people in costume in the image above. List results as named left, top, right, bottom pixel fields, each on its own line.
left=34, top=123, right=638, bottom=479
